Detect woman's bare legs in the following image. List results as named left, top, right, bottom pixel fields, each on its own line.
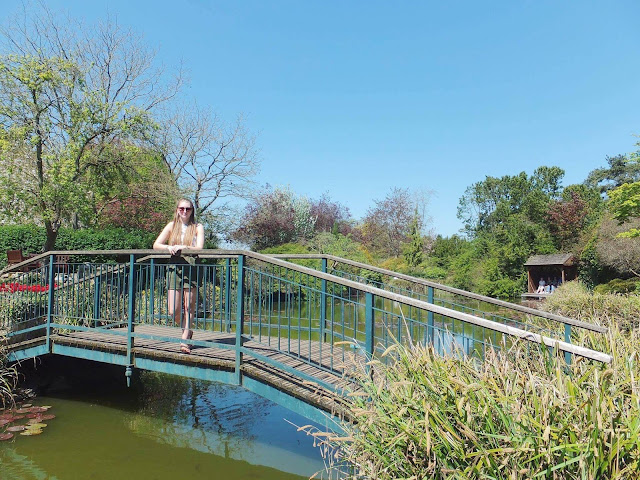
left=168, top=288, right=190, bottom=352
left=181, top=289, right=196, bottom=347
left=168, top=288, right=183, bottom=327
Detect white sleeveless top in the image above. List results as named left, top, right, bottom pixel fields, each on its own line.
left=180, top=223, right=198, bottom=246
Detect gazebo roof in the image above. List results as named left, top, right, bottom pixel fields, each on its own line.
left=524, top=253, right=575, bottom=267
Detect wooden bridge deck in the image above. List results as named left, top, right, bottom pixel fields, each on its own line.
left=10, top=325, right=358, bottom=419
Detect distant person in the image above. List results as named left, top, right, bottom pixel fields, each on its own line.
left=536, top=277, right=546, bottom=294
left=153, top=198, right=205, bottom=354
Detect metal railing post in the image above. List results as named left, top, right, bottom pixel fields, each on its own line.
left=149, top=258, right=155, bottom=324
left=427, top=286, right=434, bottom=345
left=126, top=254, right=136, bottom=386
left=46, top=254, right=55, bottom=352
left=320, top=257, right=327, bottom=343
left=235, top=255, right=245, bottom=385
left=365, top=292, right=374, bottom=365
left=93, top=270, right=101, bottom=323
left=564, top=324, right=572, bottom=365
left=225, top=258, right=232, bottom=332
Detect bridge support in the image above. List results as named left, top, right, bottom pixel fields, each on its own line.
left=125, top=365, right=133, bottom=387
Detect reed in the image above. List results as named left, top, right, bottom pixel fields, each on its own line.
left=0, top=338, right=17, bottom=409
left=314, top=283, right=640, bottom=479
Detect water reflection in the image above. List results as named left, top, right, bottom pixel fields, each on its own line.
left=0, top=359, right=327, bottom=479
left=132, top=375, right=325, bottom=474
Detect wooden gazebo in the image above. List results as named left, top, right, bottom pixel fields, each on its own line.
left=524, top=253, right=577, bottom=294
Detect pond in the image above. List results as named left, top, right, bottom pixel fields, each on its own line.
left=0, top=357, right=328, bottom=479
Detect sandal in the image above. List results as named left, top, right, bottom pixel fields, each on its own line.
left=180, top=330, right=194, bottom=354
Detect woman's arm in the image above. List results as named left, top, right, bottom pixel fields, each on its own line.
left=153, top=222, right=173, bottom=251
left=194, top=224, right=205, bottom=249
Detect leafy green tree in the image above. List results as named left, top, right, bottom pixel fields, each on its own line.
left=595, top=214, right=640, bottom=278
left=585, top=153, right=640, bottom=194
left=0, top=7, right=180, bottom=250
left=608, top=181, right=640, bottom=238
left=403, top=210, right=424, bottom=268
left=457, top=166, right=564, bottom=235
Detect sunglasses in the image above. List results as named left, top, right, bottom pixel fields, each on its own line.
left=177, top=207, right=193, bottom=212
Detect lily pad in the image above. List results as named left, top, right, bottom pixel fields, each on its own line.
left=0, top=432, right=13, bottom=441
left=26, top=413, right=39, bottom=419
left=0, top=419, right=11, bottom=427
left=6, top=425, right=25, bottom=432
left=29, top=406, right=47, bottom=413
left=20, top=428, right=43, bottom=436
left=27, top=422, right=47, bottom=428
left=12, top=415, right=25, bottom=421
left=15, top=408, right=30, bottom=414
left=21, top=403, right=32, bottom=408
left=38, top=414, right=56, bottom=421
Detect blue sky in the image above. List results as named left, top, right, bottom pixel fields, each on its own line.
left=13, top=1, right=640, bottom=235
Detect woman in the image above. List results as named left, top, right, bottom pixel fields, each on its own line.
left=154, top=199, right=205, bottom=353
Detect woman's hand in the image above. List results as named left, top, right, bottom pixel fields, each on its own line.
left=168, top=245, right=186, bottom=255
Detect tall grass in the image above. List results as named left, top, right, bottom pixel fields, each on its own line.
left=312, top=282, right=640, bottom=479
left=0, top=338, right=17, bottom=409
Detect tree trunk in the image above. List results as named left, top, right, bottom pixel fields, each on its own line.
left=44, top=221, right=58, bottom=252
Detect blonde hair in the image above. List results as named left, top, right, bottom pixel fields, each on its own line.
left=168, top=198, right=197, bottom=246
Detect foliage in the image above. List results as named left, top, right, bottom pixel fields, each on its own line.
left=608, top=181, right=640, bottom=238
left=578, top=236, right=604, bottom=289
left=54, top=228, right=158, bottom=252
left=594, top=278, right=640, bottom=295
left=585, top=153, right=640, bottom=194
left=595, top=215, right=640, bottom=278
left=0, top=225, right=47, bottom=261
left=306, top=232, right=369, bottom=264
left=0, top=7, right=180, bottom=250
left=457, top=166, right=564, bottom=235
left=95, top=150, right=178, bottom=233
left=0, top=341, right=17, bottom=409
left=544, top=280, right=640, bottom=331
left=310, top=193, right=352, bottom=234
left=231, top=186, right=316, bottom=250
left=98, top=197, right=168, bottom=234
left=0, top=225, right=159, bottom=268
left=259, top=242, right=317, bottom=269
left=403, top=210, right=424, bottom=268
left=317, top=291, right=640, bottom=478
left=359, top=187, right=423, bottom=258
left=547, top=191, right=589, bottom=249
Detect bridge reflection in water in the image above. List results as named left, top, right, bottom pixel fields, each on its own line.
left=1, top=250, right=611, bottom=424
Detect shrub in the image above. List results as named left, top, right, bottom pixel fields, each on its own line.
left=0, top=225, right=158, bottom=268
left=594, top=278, right=640, bottom=295
left=544, top=281, right=640, bottom=331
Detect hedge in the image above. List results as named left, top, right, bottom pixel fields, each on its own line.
left=0, top=225, right=157, bottom=268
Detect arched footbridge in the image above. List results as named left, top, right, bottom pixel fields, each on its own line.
left=0, top=250, right=611, bottom=425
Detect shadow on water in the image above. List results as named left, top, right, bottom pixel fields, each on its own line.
left=1, top=356, right=326, bottom=479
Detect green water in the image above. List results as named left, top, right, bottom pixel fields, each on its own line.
left=0, top=360, right=327, bottom=480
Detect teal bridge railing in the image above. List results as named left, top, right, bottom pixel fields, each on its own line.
left=0, top=250, right=611, bottom=423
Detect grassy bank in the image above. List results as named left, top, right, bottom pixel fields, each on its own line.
left=315, top=282, right=640, bottom=479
